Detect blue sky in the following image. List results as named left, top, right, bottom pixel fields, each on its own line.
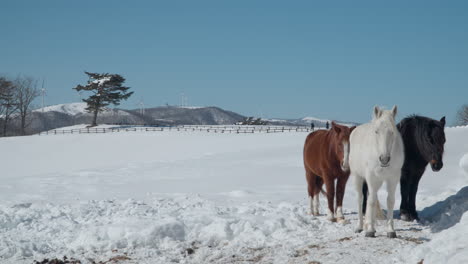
left=1, top=0, right=467, bottom=124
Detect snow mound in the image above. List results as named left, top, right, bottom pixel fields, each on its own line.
left=460, top=153, right=468, bottom=175
left=419, top=186, right=468, bottom=232
left=0, top=193, right=439, bottom=264
left=0, top=197, right=330, bottom=263
left=409, top=211, right=468, bottom=264
left=35, top=103, right=88, bottom=115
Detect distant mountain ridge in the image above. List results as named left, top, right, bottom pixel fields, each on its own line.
left=6, top=103, right=356, bottom=135
left=22, top=103, right=246, bottom=134
left=265, top=116, right=358, bottom=127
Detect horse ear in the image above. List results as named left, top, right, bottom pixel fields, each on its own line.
left=332, top=122, right=341, bottom=133
left=391, top=105, right=398, bottom=118
left=373, top=106, right=381, bottom=119
left=440, top=116, right=446, bottom=126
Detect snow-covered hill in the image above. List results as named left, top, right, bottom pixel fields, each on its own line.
left=28, top=103, right=350, bottom=135
left=34, top=102, right=130, bottom=116
left=266, top=116, right=358, bottom=127
left=1, top=125, right=466, bottom=263
left=21, top=103, right=248, bottom=135
left=34, top=103, right=88, bottom=115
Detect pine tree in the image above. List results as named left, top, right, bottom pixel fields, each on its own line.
left=73, top=72, right=133, bottom=127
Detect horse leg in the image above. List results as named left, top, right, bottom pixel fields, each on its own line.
left=408, top=171, right=424, bottom=221
left=399, top=169, right=411, bottom=221
left=324, top=176, right=336, bottom=222
left=313, top=176, right=324, bottom=216
left=335, top=174, right=349, bottom=223
left=365, top=178, right=383, bottom=237
left=305, top=170, right=317, bottom=215
left=353, top=175, right=364, bottom=233
left=386, top=177, right=399, bottom=238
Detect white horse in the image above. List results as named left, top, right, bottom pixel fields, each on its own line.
left=349, top=106, right=404, bottom=238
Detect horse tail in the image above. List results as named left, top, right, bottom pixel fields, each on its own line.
left=315, top=175, right=327, bottom=196
left=362, top=181, right=385, bottom=220
left=362, top=181, right=368, bottom=214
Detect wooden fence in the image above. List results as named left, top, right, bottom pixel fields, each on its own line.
left=38, top=125, right=320, bottom=135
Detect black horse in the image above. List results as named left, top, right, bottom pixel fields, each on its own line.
left=362, top=115, right=446, bottom=221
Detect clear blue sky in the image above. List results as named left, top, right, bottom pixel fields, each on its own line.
left=1, top=0, right=467, bottom=124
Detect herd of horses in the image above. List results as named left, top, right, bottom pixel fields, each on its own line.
left=303, top=106, right=446, bottom=238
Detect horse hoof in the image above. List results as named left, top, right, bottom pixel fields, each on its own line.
left=400, top=213, right=413, bottom=222
left=337, top=217, right=347, bottom=224
left=387, top=232, right=397, bottom=238
left=365, top=231, right=375, bottom=238
left=355, top=228, right=363, bottom=233
left=328, top=218, right=337, bottom=222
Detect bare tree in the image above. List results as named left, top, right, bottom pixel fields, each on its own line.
left=456, top=104, right=468, bottom=125
left=0, top=77, right=19, bottom=136
left=15, top=76, right=40, bottom=135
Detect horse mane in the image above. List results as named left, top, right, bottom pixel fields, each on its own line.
left=398, top=115, right=439, bottom=157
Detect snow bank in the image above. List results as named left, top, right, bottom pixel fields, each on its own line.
left=460, top=153, right=468, bottom=175
left=419, top=186, right=468, bottom=232
left=0, top=195, right=438, bottom=264
left=409, top=211, right=468, bottom=264
left=0, top=197, right=341, bottom=263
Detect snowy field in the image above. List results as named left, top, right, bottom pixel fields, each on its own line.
left=0, top=126, right=467, bottom=263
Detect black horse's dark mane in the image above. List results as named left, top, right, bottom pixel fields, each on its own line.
left=398, top=115, right=443, bottom=159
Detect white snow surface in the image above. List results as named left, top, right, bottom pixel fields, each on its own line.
left=0, top=127, right=467, bottom=263
left=176, top=106, right=205, bottom=109
left=92, top=76, right=111, bottom=86
left=460, top=153, right=468, bottom=175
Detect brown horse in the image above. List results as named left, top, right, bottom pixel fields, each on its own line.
left=303, top=122, right=355, bottom=222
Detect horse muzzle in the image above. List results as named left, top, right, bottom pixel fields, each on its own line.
left=379, top=155, right=391, bottom=167
left=430, top=159, right=443, bottom=172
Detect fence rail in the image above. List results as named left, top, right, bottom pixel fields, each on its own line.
left=38, top=125, right=321, bottom=136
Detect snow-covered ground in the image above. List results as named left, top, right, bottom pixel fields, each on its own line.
left=0, top=126, right=467, bottom=263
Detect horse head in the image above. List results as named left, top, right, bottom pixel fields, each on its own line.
left=426, top=116, right=446, bottom=172
left=331, top=121, right=356, bottom=172
left=371, top=105, right=399, bottom=168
